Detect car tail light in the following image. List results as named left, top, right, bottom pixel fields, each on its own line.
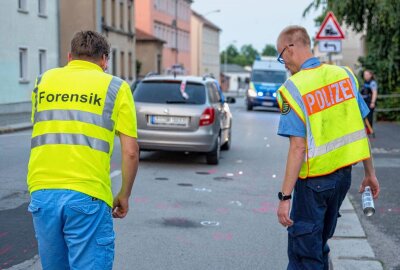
left=199, top=107, right=215, bottom=126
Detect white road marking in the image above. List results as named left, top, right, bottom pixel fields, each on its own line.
left=200, top=221, right=220, bottom=226
left=229, top=201, right=243, bottom=207
left=110, top=170, right=121, bottom=179
left=194, top=188, right=212, bottom=192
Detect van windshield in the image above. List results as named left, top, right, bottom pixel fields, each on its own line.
left=251, top=70, right=286, bottom=84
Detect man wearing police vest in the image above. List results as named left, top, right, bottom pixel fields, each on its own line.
left=27, top=31, right=139, bottom=269
left=275, top=26, right=380, bottom=269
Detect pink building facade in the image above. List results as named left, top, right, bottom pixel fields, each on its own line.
left=135, top=0, right=192, bottom=74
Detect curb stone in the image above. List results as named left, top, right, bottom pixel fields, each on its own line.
left=329, top=196, right=383, bottom=270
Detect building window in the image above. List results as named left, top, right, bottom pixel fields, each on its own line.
left=39, top=50, right=46, bottom=74
left=120, top=1, right=124, bottom=30
left=38, top=0, right=46, bottom=16
left=128, top=0, right=132, bottom=32
left=18, top=0, right=28, bottom=12
left=120, top=51, right=125, bottom=79
left=102, top=0, right=106, bottom=24
left=128, top=52, right=133, bottom=80
left=111, top=0, right=116, bottom=27
left=19, top=48, right=28, bottom=82
left=112, top=49, right=117, bottom=76
left=157, top=54, right=161, bottom=74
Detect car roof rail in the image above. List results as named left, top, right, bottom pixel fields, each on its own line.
left=145, top=72, right=158, bottom=78
left=202, top=73, right=215, bottom=81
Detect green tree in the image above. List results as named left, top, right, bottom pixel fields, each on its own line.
left=220, top=44, right=259, bottom=67
left=240, top=44, right=259, bottom=66
left=220, top=44, right=239, bottom=65
left=304, top=0, right=400, bottom=120
left=262, top=44, right=277, bottom=56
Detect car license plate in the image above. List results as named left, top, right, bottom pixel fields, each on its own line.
left=262, top=101, right=273, bottom=107
left=149, top=115, right=189, bottom=127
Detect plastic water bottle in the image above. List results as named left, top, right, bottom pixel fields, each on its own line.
left=362, top=186, right=375, bottom=216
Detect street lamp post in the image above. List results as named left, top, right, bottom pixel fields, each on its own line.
left=202, top=9, right=221, bottom=17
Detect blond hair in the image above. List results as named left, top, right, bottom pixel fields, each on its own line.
left=278, top=26, right=311, bottom=47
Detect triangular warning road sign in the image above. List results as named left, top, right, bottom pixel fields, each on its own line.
left=315, top=11, right=345, bottom=40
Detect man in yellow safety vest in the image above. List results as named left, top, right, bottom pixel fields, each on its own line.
left=275, top=26, right=380, bottom=269
left=27, top=31, right=139, bottom=269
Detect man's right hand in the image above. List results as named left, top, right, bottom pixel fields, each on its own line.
left=112, top=193, right=130, bottom=218
left=359, top=175, right=380, bottom=199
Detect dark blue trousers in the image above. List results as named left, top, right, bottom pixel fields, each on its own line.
left=287, top=166, right=352, bottom=270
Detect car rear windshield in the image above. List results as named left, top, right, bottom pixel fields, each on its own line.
left=251, top=70, right=286, bottom=84
left=134, top=81, right=206, bottom=104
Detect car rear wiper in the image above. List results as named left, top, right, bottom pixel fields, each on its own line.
left=166, top=100, right=196, bottom=104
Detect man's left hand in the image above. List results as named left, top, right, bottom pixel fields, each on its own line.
left=112, top=193, right=130, bottom=218
left=277, top=200, right=293, bottom=227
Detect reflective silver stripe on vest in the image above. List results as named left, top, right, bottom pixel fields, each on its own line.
left=103, top=77, right=122, bottom=122
left=31, top=133, right=110, bottom=153
left=284, top=80, right=307, bottom=113
left=35, top=110, right=114, bottom=131
left=33, top=74, right=43, bottom=122
left=311, top=129, right=367, bottom=158
left=33, top=74, right=43, bottom=95
left=284, top=80, right=315, bottom=157
left=34, top=76, right=123, bottom=131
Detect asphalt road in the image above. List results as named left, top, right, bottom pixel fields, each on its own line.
left=110, top=101, right=289, bottom=270
left=0, top=98, right=399, bottom=269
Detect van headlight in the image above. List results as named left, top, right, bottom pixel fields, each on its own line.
left=273, top=92, right=277, bottom=98
left=248, top=88, right=257, bottom=97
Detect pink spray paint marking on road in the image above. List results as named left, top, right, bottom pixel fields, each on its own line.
left=213, top=232, right=233, bottom=241
left=216, top=208, right=230, bottom=214
left=207, top=169, right=217, bottom=174
left=0, top=232, right=8, bottom=238
left=378, top=207, right=400, bottom=214
left=155, top=203, right=182, bottom=210
left=0, top=245, right=12, bottom=256
left=134, top=197, right=149, bottom=203
left=253, top=201, right=277, bottom=214
left=110, top=163, right=118, bottom=170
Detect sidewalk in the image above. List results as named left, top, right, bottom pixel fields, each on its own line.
left=0, top=122, right=32, bottom=134
left=329, top=196, right=383, bottom=270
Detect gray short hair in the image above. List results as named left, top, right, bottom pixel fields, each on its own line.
left=278, top=26, right=311, bottom=47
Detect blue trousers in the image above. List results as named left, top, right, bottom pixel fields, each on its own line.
left=287, top=166, right=352, bottom=270
left=28, top=190, right=115, bottom=270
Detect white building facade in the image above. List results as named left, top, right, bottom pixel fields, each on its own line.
left=191, top=11, right=220, bottom=77
left=0, top=0, right=59, bottom=119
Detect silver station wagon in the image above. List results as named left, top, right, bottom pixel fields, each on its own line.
left=133, top=75, right=235, bottom=164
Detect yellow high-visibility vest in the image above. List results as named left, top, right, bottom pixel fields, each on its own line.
left=27, top=60, right=137, bottom=206
left=277, top=64, right=370, bottom=178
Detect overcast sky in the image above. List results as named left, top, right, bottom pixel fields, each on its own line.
left=191, top=0, right=323, bottom=52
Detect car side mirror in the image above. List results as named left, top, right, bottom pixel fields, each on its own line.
left=226, top=97, right=236, bottom=104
